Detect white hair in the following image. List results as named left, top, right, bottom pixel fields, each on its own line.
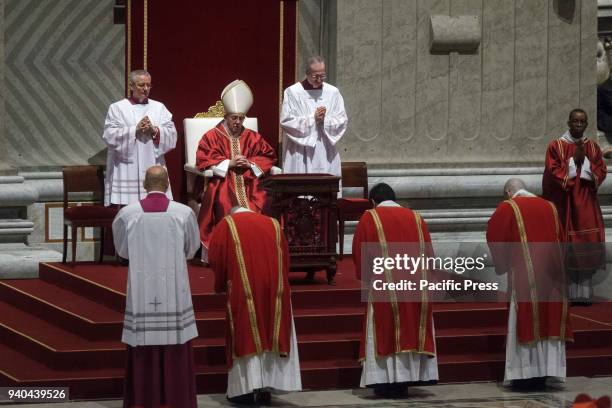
left=128, top=69, right=151, bottom=84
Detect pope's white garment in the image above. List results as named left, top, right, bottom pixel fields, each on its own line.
left=103, top=98, right=177, bottom=205
left=113, top=197, right=200, bottom=346
left=360, top=303, right=439, bottom=386
left=280, top=82, right=348, bottom=180
left=504, top=294, right=566, bottom=382
left=226, top=316, right=302, bottom=398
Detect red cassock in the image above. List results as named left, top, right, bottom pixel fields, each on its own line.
left=208, top=212, right=292, bottom=367
left=487, top=196, right=573, bottom=344
left=196, top=123, right=277, bottom=248
left=542, top=138, right=606, bottom=270
left=352, top=207, right=436, bottom=360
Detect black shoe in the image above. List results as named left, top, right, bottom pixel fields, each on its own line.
left=373, top=383, right=407, bottom=398
left=511, top=377, right=546, bottom=391
left=255, top=390, right=272, bottom=405
left=227, top=392, right=256, bottom=405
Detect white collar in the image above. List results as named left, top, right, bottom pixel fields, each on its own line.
left=511, top=189, right=536, bottom=198
left=377, top=200, right=401, bottom=207
left=561, top=130, right=585, bottom=144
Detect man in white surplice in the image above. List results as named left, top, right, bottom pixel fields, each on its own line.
left=280, top=56, right=348, bottom=185
left=113, top=166, right=200, bottom=408
left=103, top=69, right=177, bottom=206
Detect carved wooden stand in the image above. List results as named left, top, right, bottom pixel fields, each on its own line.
left=263, top=174, right=340, bottom=284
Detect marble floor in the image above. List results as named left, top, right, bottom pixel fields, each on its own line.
left=3, top=377, right=611, bottom=407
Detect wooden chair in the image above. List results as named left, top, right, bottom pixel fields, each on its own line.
left=337, top=161, right=373, bottom=259
left=62, top=165, right=119, bottom=263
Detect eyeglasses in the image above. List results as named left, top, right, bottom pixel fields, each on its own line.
left=309, top=73, right=327, bottom=80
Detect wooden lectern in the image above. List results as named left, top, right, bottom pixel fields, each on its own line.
left=263, top=174, right=340, bottom=284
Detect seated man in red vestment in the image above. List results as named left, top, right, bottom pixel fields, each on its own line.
left=542, top=108, right=607, bottom=304
left=196, top=80, right=277, bottom=263
left=487, top=178, right=573, bottom=391
left=209, top=207, right=302, bottom=405
left=352, top=183, right=438, bottom=398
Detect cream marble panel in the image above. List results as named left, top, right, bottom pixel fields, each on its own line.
left=547, top=0, right=581, bottom=140
left=447, top=0, right=482, bottom=152
left=415, top=0, right=450, bottom=160
left=481, top=0, right=515, bottom=162
left=580, top=0, right=598, bottom=139
left=336, top=0, right=382, bottom=158
left=298, top=0, right=322, bottom=80
left=380, top=0, right=417, bottom=160
left=513, top=0, right=548, bottom=160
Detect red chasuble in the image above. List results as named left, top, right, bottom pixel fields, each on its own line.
left=196, top=123, right=277, bottom=248
left=487, top=196, right=573, bottom=344
left=352, top=206, right=436, bottom=360
left=208, top=212, right=292, bottom=367
left=542, top=138, right=606, bottom=270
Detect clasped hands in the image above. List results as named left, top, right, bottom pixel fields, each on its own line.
left=573, top=140, right=585, bottom=164
left=136, top=116, right=158, bottom=140
left=314, top=106, right=326, bottom=124
left=229, top=155, right=251, bottom=171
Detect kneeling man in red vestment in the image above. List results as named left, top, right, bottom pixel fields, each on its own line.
left=197, top=80, right=277, bottom=263
left=542, top=109, right=606, bottom=304
left=209, top=207, right=302, bottom=405
left=353, top=183, right=438, bottom=398
left=113, top=166, right=200, bottom=408
left=487, top=178, right=573, bottom=391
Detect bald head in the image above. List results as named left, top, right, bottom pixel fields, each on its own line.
left=503, top=178, right=527, bottom=199
left=143, top=166, right=169, bottom=193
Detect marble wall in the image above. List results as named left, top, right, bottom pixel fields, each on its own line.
left=332, top=0, right=597, bottom=165
left=4, top=0, right=124, bottom=170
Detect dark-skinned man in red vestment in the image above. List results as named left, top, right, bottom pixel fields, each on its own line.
left=542, top=109, right=606, bottom=305
left=209, top=207, right=302, bottom=405
left=352, top=183, right=438, bottom=398
left=487, top=178, right=573, bottom=391
left=197, top=80, right=276, bottom=264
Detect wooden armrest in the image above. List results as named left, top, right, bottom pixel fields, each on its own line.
left=184, top=164, right=213, bottom=178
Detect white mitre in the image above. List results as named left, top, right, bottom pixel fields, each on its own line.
left=221, top=79, right=253, bottom=115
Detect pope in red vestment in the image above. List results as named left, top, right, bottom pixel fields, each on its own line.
left=487, top=179, right=572, bottom=385
left=208, top=209, right=301, bottom=400
left=352, top=184, right=437, bottom=395
left=196, top=80, right=277, bottom=257
left=542, top=109, right=606, bottom=273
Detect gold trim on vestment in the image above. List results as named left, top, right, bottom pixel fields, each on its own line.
left=226, top=280, right=237, bottom=364
left=143, top=0, right=148, bottom=70
left=216, top=126, right=251, bottom=210
left=272, top=218, right=284, bottom=353
left=368, top=209, right=402, bottom=354
left=226, top=217, right=262, bottom=354
left=414, top=213, right=429, bottom=353
left=506, top=199, right=540, bottom=341
left=278, top=2, right=284, bottom=144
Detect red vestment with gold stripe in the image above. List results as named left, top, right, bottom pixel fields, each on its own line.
left=209, top=212, right=292, bottom=367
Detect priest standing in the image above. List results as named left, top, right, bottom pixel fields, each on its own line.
left=103, top=70, right=177, bottom=206
left=487, top=178, right=572, bottom=390
left=113, top=166, right=200, bottom=408
left=352, top=183, right=438, bottom=398
left=280, top=56, right=348, bottom=181
left=197, top=80, right=276, bottom=262
left=542, top=109, right=607, bottom=304
left=209, top=208, right=302, bottom=405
